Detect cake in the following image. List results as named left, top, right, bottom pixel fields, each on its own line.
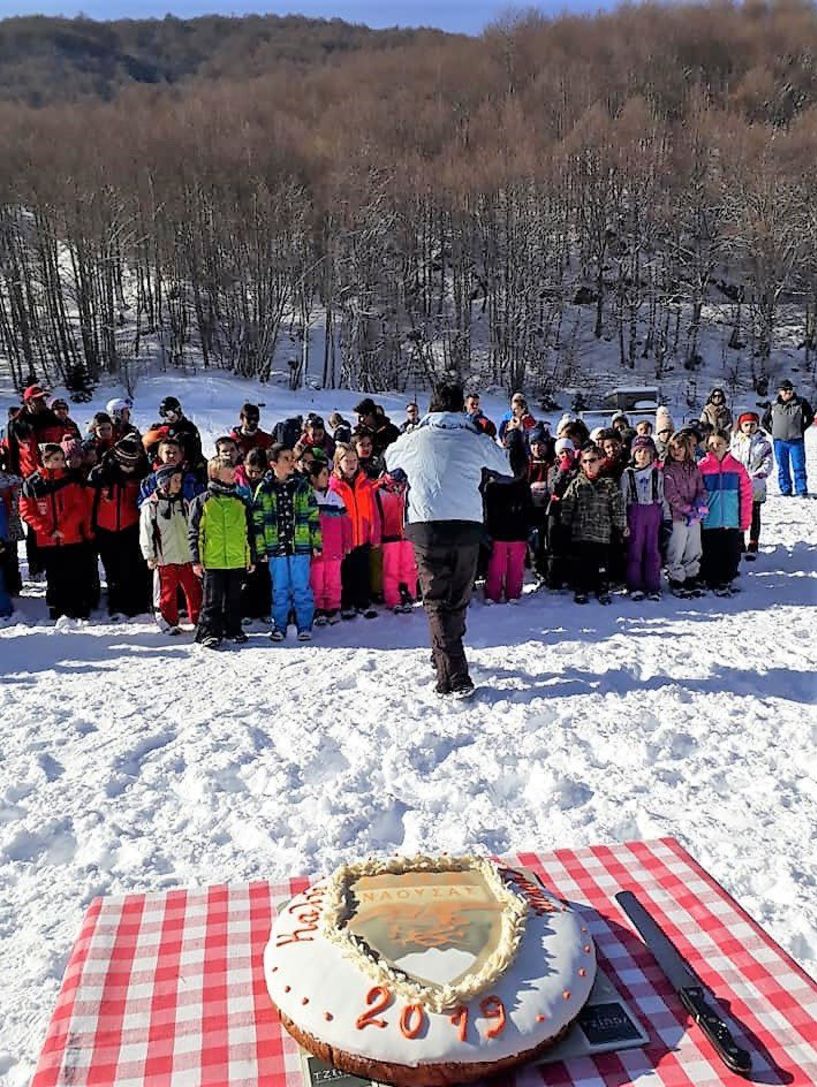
left=264, top=854, right=596, bottom=1086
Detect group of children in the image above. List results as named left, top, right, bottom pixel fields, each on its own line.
left=0, top=384, right=781, bottom=633
left=486, top=397, right=769, bottom=605
left=0, top=390, right=420, bottom=645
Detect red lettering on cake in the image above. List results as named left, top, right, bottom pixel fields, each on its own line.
left=480, top=996, right=506, bottom=1038
left=399, top=1004, right=426, bottom=1039
left=450, top=1006, right=469, bottom=1042
left=356, top=986, right=393, bottom=1030
left=275, top=926, right=317, bottom=947
left=500, top=869, right=558, bottom=915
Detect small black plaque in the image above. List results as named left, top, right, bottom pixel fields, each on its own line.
left=577, top=1001, right=643, bottom=1046
left=304, top=1056, right=373, bottom=1086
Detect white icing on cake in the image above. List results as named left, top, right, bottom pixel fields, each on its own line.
left=264, top=856, right=596, bottom=1070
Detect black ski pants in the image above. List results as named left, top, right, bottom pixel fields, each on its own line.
left=412, top=540, right=480, bottom=690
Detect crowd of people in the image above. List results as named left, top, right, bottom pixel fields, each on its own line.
left=0, top=379, right=812, bottom=658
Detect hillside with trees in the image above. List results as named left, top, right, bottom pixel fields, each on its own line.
left=2, top=1, right=817, bottom=398
left=0, top=13, right=450, bottom=105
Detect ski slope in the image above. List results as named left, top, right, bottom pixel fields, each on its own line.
left=1, top=375, right=816, bottom=1086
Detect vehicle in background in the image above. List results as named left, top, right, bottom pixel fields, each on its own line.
left=578, top=385, right=662, bottom=429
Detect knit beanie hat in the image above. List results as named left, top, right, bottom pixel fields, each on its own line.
left=60, top=436, right=82, bottom=460
left=554, top=437, right=574, bottom=455
left=155, top=463, right=183, bottom=491
left=737, top=411, right=759, bottom=427
left=631, top=435, right=657, bottom=455
left=113, top=433, right=142, bottom=466
left=556, top=413, right=575, bottom=434
left=655, top=406, right=674, bottom=434
left=529, top=422, right=550, bottom=444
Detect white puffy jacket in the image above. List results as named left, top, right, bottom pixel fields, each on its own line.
left=385, top=412, right=508, bottom=524
left=730, top=430, right=773, bottom=502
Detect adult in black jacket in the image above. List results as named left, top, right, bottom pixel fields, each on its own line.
left=354, top=398, right=400, bottom=456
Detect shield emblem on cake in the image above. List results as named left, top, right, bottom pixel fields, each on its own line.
left=320, top=856, right=528, bottom=1012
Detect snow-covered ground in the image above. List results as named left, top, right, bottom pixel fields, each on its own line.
left=1, top=374, right=816, bottom=1087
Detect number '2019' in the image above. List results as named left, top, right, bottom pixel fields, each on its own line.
left=355, top=986, right=506, bottom=1040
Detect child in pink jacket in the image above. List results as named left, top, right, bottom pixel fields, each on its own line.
left=309, top=457, right=352, bottom=624
left=698, top=429, right=753, bottom=596
left=374, top=473, right=418, bottom=613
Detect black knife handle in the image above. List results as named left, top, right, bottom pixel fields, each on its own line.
left=679, top=985, right=752, bottom=1075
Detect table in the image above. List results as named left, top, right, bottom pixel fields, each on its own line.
left=31, top=837, right=817, bottom=1086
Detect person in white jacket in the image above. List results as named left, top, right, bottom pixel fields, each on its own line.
left=385, top=383, right=508, bottom=698
left=139, top=464, right=202, bottom=633
left=730, top=412, right=773, bottom=556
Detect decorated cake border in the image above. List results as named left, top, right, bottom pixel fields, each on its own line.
left=319, top=853, right=529, bottom=1013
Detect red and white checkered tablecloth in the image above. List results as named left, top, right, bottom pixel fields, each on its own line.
left=31, top=837, right=817, bottom=1087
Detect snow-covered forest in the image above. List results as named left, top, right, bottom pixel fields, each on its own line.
left=4, top=3, right=817, bottom=400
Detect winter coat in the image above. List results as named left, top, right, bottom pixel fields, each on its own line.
left=700, top=399, right=733, bottom=432
left=529, top=460, right=551, bottom=508
left=560, top=473, right=626, bottom=545
left=139, top=492, right=194, bottom=566
left=188, top=484, right=255, bottom=569
left=762, top=395, right=814, bottom=441
left=253, top=474, right=321, bottom=558
left=229, top=425, right=274, bottom=460
left=698, top=452, right=753, bottom=532
left=0, top=471, right=24, bottom=542
left=662, top=458, right=708, bottom=523
left=139, top=469, right=204, bottom=507
left=295, top=432, right=336, bottom=461
left=20, top=468, right=92, bottom=548
left=498, top=411, right=537, bottom=442
left=328, top=471, right=381, bottom=548
left=468, top=411, right=498, bottom=439
left=87, top=458, right=145, bottom=533
left=272, top=417, right=304, bottom=449
left=313, top=488, right=353, bottom=562
left=358, top=453, right=386, bottom=480
left=370, top=417, right=401, bottom=456
left=143, top=416, right=203, bottom=470
left=485, top=476, right=534, bottom=543
left=620, top=465, right=670, bottom=519
left=6, top=407, right=66, bottom=477
left=374, top=484, right=408, bottom=544
left=729, top=430, right=773, bottom=502
left=384, top=412, right=508, bottom=526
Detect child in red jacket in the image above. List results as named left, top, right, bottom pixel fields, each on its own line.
left=374, top=472, right=418, bottom=613
left=87, top=435, right=151, bottom=618
left=20, top=443, right=94, bottom=620
left=308, top=456, right=353, bottom=624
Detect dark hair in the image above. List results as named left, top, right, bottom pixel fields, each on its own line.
left=215, top=435, right=238, bottom=448
left=352, top=426, right=374, bottom=442
left=269, top=442, right=291, bottom=462
left=92, top=412, right=113, bottom=427
left=158, top=436, right=181, bottom=450
left=245, top=447, right=268, bottom=470
left=505, top=428, right=530, bottom=478
left=240, top=402, right=259, bottom=417
left=308, top=458, right=329, bottom=480
left=429, top=382, right=464, bottom=413
left=580, top=441, right=603, bottom=461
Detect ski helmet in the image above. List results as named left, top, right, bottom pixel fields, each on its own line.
left=106, top=397, right=132, bottom=419
left=159, top=396, right=181, bottom=418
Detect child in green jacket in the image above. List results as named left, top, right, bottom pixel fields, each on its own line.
left=188, top=455, right=256, bottom=649
left=253, top=443, right=322, bottom=641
